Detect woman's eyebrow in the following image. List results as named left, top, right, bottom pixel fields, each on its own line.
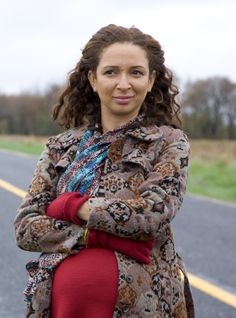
left=102, top=65, right=146, bottom=69
left=130, top=65, right=146, bottom=68
left=102, top=65, right=118, bottom=68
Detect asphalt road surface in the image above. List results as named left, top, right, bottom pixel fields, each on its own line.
left=0, top=149, right=236, bottom=318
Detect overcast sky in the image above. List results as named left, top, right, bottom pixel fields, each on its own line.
left=0, top=0, right=235, bottom=94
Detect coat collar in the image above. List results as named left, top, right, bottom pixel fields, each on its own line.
left=55, top=124, right=163, bottom=173
left=125, top=125, right=163, bottom=142
left=58, top=123, right=163, bottom=146
left=54, top=125, right=87, bottom=149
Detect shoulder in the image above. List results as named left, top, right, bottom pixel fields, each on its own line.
left=126, top=124, right=189, bottom=153
left=159, top=125, right=189, bottom=145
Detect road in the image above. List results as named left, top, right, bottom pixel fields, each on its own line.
left=0, top=149, right=236, bottom=317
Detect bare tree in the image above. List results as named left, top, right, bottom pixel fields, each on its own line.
left=182, top=77, right=236, bottom=139
left=0, top=85, right=62, bottom=135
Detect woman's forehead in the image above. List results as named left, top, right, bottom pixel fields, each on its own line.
left=98, top=42, right=149, bottom=68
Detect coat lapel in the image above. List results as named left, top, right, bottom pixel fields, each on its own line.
left=55, top=126, right=87, bottom=172
left=121, top=125, right=164, bottom=174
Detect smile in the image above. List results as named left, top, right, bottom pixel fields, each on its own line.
left=113, top=96, right=134, bottom=105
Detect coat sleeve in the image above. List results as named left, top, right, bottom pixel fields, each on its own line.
left=86, top=128, right=190, bottom=240
left=14, top=137, right=84, bottom=253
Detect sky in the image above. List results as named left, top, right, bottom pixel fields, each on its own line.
left=0, top=0, right=235, bottom=94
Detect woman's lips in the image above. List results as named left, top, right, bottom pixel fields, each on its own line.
left=113, top=96, right=134, bottom=105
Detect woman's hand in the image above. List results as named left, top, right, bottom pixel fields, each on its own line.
left=77, top=202, right=91, bottom=221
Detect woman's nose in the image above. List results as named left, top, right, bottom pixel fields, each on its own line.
left=116, top=74, right=131, bottom=90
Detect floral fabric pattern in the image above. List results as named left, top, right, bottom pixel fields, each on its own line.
left=14, top=123, right=194, bottom=317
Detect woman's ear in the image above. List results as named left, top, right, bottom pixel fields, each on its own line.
left=148, top=70, right=156, bottom=92
left=88, top=70, right=97, bottom=92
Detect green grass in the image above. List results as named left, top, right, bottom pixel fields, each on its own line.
left=0, top=140, right=44, bottom=156
left=188, top=159, right=236, bottom=203
left=0, top=140, right=236, bottom=203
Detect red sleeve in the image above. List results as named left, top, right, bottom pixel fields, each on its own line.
left=87, top=229, right=155, bottom=264
left=46, top=192, right=90, bottom=225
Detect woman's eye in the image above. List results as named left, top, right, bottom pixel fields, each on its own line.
left=132, top=70, right=143, bottom=76
left=104, top=69, right=115, bottom=75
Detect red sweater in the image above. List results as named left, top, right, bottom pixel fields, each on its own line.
left=46, top=192, right=154, bottom=317
left=51, top=248, right=118, bottom=318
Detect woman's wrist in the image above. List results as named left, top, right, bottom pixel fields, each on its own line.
left=77, top=201, right=91, bottom=221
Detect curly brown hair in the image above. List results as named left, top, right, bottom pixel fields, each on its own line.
left=53, top=24, right=181, bottom=129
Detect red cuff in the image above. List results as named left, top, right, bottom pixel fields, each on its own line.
left=64, top=193, right=90, bottom=225
left=46, top=192, right=90, bottom=225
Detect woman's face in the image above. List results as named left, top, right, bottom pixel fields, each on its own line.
left=88, top=42, right=156, bottom=125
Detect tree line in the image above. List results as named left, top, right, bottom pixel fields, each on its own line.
left=182, top=77, right=236, bottom=139
left=0, top=77, right=236, bottom=139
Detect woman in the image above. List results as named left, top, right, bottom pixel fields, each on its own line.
left=14, top=24, right=194, bottom=317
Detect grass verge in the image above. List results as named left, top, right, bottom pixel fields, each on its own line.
left=188, top=159, right=236, bottom=203
left=0, top=140, right=44, bottom=156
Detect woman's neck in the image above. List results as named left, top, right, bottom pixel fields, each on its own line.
left=101, top=114, right=138, bottom=133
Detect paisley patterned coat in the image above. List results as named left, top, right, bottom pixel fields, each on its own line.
left=14, top=124, right=195, bottom=318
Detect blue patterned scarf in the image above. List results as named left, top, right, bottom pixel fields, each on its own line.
left=57, top=129, right=110, bottom=195
left=57, top=116, right=141, bottom=195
